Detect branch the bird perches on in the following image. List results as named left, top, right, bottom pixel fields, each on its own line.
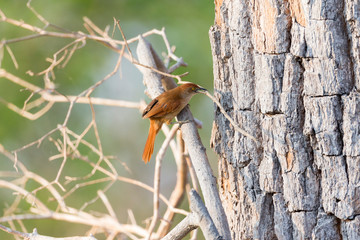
left=136, top=35, right=231, bottom=240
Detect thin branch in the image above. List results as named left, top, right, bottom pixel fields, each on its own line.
left=0, top=10, right=172, bottom=48
left=79, top=180, right=116, bottom=211
left=88, top=100, right=105, bottom=176
left=147, top=125, right=180, bottom=240
left=25, top=171, right=68, bottom=211
left=5, top=45, right=18, bottom=69
left=114, top=19, right=133, bottom=60
left=27, top=0, right=49, bottom=26
left=12, top=126, right=60, bottom=153
left=0, top=180, right=49, bottom=213
left=65, top=128, right=118, bottom=178
left=184, top=149, right=200, bottom=193
left=0, top=97, right=54, bottom=120
left=156, top=130, right=188, bottom=237
left=0, top=224, right=97, bottom=240
left=0, top=224, right=27, bottom=238
left=72, top=152, right=188, bottom=216
left=202, top=91, right=259, bottom=144
left=98, top=190, right=118, bottom=221
left=162, top=190, right=222, bottom=240
left=160, top=124, right=180, bottom=163
left=63, top=177, right=112, bottom=200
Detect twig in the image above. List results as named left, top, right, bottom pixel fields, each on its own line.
left=65, top=128, right=118, bottom=177
left=114, top=19, right=133, bottom=60
left=0, top=9, right=180, bottom=49
left=0, top=97, right=54, bottom=120
left=184, top=152, right=200, bottom=194
left=5, top=45, right=18, bottom=69
left=160, top=124, right=180, bottom=163
left=162, top=190, right=222, bottom=240
left=27, top=0, right=49, bottom=26
left=0, top=223, right=27, bottom=238
left=72, top=152, right=188, bottom=216
left=0, top=224, right=97, bottom=240
left=25, top=171, right=68, bottom=211
left=12, top=126, right=60, bottom=153
left=52, top=125, right=69, bottom=192
left=0, top=180, right=49, bottom=212
left=88, top=100, right=104, bottom=175
left=98, top=190, right=118, bottom=221
left=63, top=177, right=113, bottom=200
left=147, top=125, right=180, bottom=240
left=156, top=130, right=188, bottom=237
left=203, top=91, right=259, bottom=144
left=79, top=180, right=116, bottom=211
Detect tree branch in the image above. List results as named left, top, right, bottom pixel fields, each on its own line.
left=136, top=34, right=231, bottom=239
left=162, top=190, right=222, bottom=240
left=0, top=225, right=97, bottom=240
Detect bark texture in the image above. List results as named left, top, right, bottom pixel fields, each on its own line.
left=210, top=0, right=360, bottom=239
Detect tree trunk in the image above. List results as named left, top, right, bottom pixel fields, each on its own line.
left=209, top=0, right=360, bottom=239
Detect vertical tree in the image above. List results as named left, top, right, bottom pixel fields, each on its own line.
left=210, top=0, right=360, bottom=239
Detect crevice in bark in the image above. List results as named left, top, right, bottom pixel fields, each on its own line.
left=305, top=93, right=349, bottom=98
left=349, top=213, right=360, bottom=219
left=290, top=209, right=317, bottom=213
left=336, top=215, right=343, bottom=239
left=263, top=111, right=283, bottom=116
left=257, top=193, right=276, bottom=240
left=322, top=153, right=344, bottom=157
left=342, top=155, right=349, bottom=186
left=343, top=0, right=356, bottom=91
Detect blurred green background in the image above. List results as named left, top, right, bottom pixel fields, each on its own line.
left=0, top=0, right=215, bottom=239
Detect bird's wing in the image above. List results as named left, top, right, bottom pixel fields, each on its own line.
left=142, top=97, right=181, bottom=119
left=142, top=98, right=158, bottom=118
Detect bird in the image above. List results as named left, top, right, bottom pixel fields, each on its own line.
left=142, top=83, right=207, bottom=163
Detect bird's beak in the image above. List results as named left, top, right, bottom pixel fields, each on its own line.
left=195, top=87, right=207, bottom=93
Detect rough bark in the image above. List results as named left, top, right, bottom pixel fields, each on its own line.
left=210, top=0, right=360, bottom=239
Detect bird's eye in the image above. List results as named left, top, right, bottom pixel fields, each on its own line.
left=192, top=87, right=195, bottom=91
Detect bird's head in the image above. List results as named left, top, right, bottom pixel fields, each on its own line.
left=180, top=83, right=207, bottom=95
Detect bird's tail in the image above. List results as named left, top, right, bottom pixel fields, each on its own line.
left=142, top=120, right=162, bottom=163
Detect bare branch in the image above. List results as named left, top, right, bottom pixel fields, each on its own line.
left=156, top=130, right=188, bottom=237
left=202, top=91, right=259, bottom=144
left=147, top=125, right=180, bottom=239
left=0, top=224, right=97, bottom=240
left=98, top=190, right=118, bottom=221
left=163, top=190, right=222, bottom=240
left=0, top=223, right=27, bottom=238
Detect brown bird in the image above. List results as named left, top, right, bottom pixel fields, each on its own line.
left=142, top=83, right=207, bottom=163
